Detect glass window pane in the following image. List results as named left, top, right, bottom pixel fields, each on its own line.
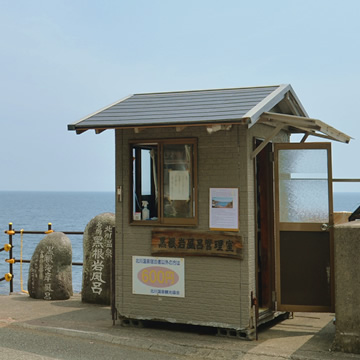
left=141, top=149, right=151, bottom=195
left=131, top=139, right=196, bottom=224
left=163, top=144, right=193, bottom=218
left=278, top=149, right=329, bottom=223
left=132, top=145, right=158, bottom=220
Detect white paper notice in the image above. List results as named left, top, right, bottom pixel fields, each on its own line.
left=209, top=188, right=239, bottom=231
left=169, top=170, right=190, bottom=200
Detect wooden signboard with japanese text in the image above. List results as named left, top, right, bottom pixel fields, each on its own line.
left=152, top=230, right=242, bottom=260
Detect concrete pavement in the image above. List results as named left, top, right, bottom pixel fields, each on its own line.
left=1, top=293, right=360, bottom=359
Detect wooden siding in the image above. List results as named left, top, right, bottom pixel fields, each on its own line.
left=114, top=123, right=289, bottom=332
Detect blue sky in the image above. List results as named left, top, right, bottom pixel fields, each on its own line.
left=1, top=0, right=359, bottom=191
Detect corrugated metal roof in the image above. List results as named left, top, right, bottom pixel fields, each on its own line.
left=68, top=84, right=299, bottom=132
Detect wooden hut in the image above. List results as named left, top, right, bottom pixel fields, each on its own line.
left=68, top=84, right=350, bottom=338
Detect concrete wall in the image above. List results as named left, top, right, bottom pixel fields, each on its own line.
left=333, top=221, right=360, bottom=353
left=114, top=123, right=288, bottom=333
left=333, top=212, right=351, bottom=225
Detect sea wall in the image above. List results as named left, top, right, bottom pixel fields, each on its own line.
left=333, top=221, right=360, bottom=353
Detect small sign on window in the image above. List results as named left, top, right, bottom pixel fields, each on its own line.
left=169, top=170, right=190, bottom=201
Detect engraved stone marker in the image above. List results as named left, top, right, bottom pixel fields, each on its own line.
left=82, top=212, right=115, bottom=305
left=28, top=232, right=73, bottom=300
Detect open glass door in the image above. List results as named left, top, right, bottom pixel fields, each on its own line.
left=274, top=143, right=334, bottom=312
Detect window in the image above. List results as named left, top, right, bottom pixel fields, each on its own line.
left=131, top=138, right=197, bottom=225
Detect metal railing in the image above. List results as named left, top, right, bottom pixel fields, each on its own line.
left=1, top=222, right=84, bottom=293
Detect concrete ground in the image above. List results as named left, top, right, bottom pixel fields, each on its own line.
left=1, top=293, right=360, bottom=360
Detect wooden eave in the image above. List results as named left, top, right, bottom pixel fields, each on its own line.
left=69, top=118, right=251, bottom=135
left=251, top=112, right=352, bottom=159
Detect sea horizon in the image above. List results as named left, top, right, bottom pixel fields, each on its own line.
left=0, top=191, right=115, bottom=295
left=0, top=190, right=359, bottom=295
left=0, top=189, right=114, bottom=193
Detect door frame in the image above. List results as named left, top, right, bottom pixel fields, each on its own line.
left=274, top=142, right=334, bottom=313
left=254, top=139, right=276, bottom=314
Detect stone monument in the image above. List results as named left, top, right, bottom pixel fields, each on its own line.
left=28, top=232, right=73, bottom=300
left=82, top=212, right=115, bottom=305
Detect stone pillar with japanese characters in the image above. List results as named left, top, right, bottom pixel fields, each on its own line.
left=28, top=232, right=73, bottom=300
left=82, top=212, right=115, bottom=305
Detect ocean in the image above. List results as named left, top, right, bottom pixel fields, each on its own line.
left=0, top=191, right=115, bottom=295
left=0, top=191, right=359, bottom=296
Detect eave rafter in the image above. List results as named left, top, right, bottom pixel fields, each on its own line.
left=251, top=112, right=352, bottom=159
left=259, top=112, right=352, bottom=144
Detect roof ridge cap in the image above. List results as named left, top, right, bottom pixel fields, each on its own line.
left=133, top=84, right=283, bottom=96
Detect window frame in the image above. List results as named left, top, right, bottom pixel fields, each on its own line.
left=130, top=138, right=198, bottom=226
